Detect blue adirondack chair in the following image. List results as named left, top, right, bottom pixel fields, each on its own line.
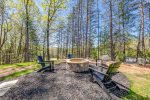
left=37, top=56, right=54, bottom=72
left=67, top=54, right=73, bottom=59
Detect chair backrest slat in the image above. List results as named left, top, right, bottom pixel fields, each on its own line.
left=106, top=62, right=122, bottom=75
left=38, top=56, right=45, bottom=67
left=89, top=62, right=121, bottom=82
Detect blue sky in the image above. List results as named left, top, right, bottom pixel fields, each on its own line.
left=34, top=0, right=75, bottom=17
left=34, top=0, right=149, bottom=37
left=34, top=0, right=44, bottom=14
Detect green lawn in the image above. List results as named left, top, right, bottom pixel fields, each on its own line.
left=1, top=70, right=34, bottom=80
left=0, top=62, right=37, bottom=69
left=119, top=64, right=150, bottom=100
left=0, top=62, right=40, bottom=81
left=0, top=59, right=59, bottom=81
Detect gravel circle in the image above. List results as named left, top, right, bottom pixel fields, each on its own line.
left=0, top=63, right=130, bottom=100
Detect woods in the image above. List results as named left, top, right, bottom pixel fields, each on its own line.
left=0, top=0, right=150, bottom=64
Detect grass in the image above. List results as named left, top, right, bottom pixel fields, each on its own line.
left=0, top=62, right=37, bottom=69
left=119, top=64, right=150, bottom=100
left=0, top=62, right=40, bottom=81
left=0, top=70, right=34, bottom=81
left=1, top=61, right=150, bottom=100
left=0, top=59, right=59, bottom=81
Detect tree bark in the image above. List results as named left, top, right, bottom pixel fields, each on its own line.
left=85, top=0, right=89, bottom=58
left=149, top=8, right=150, bottom=48
left=121, top=0, right=126, bottom=61
left=109, top=0, right=114, bottom=61
left=137, top=0, right=145, bottom=61
left=97, top=0, right=100, bottom=59
left=24, top=0, right=30, bottom=62
left=17, top=22, right=23, bottom=60
left=46, top=4, right=51, bottom=60
left=0, top=1, right=6, bottom=51
left=140, top=0, right=145, bottom=60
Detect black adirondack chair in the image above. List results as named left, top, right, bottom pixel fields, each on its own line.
left=89, top=62, right=122, bottom=97
left=37, top=56, right=54, bottom=72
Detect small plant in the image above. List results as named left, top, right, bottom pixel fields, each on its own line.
left=147, top=52, right=150, bottom=64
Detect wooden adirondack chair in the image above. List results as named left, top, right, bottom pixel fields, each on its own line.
left=37, top=56, right=54, bottom=72
left=89, top=62, right=122, bottom=97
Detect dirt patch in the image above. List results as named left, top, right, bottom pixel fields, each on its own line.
left=119, top=63, right=150, bottom=74
left=0, top=65, right=35, bottom=78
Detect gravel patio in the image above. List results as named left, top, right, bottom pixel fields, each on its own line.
left=0, top=63, right=130, bottom=100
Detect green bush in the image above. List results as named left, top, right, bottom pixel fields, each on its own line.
left=146, top=51, right=150, bottom=64
left=117, top=52, right=124, bottom=62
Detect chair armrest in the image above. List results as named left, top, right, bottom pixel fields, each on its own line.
left=95, top=59, right=102, bottom=66
left=99, top=65, right=108, bottom=69
left=44, top=61, right=54, bottom=62
left=96, top=59, right=102, bottom=60
left=89, top=67, right=108, bottom=76
left=43, top=61, right=54, bottom=64
left=38, top=62, right=45, bottom=64
left=38, top=61, right=54, bottom=64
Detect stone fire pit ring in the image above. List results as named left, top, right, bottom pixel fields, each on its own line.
left=66, top=58, right=89, bottom=72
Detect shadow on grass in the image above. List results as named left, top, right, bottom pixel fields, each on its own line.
left=122, top=90, right=150, bottom=100
left=112, top=87, right=150, bottom=100
left=0, top=70, right=34, bottom=81
left=115, top=82, right=150, bottom=100
left=14, top=64, right=24, bottom=67
left=14, top=63, right=31, bottom=67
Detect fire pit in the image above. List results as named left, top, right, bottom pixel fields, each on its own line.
left=66, top=58, right=89, bottom=72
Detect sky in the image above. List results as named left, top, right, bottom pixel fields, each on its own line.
left=33, top=0, right=150, bottom=38
left=34, top=0, right=44, bottom=14
left=31, top=0, right=150, bottom=48
left=34, top=0, right=76, bottom=17
left=33, top=0, right=76, bottom=47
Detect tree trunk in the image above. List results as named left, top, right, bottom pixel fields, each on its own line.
left=140, top=0, right=145, bottom=60
left=117, top=0, right=121, bottom=51
left=46, top=5, right=51, bottom=60
left=109, top=0, right=114, bottom=61
left=77, top=0, right=80, bottom=57
left=149, top=8, right=150, bottom=48
left=0, top=2, right=5, bottom=51
left=17, top=22, right=23, bottom=61
left=24, top=0, right=30, bottom=62
left=122, top=0, right=126, bottom=61
left=85, top=0, right=89, bottom=58
left=137, top=0, right=145, bottom=61
left=97, top=0, right=100, bottom=59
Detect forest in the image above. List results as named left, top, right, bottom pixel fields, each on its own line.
left=0, top=0, right=150, bottom=64
left=0, top=0, right=150, bottom=99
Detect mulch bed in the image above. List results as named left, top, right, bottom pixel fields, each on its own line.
left=0, top=63, right=130, bottom=100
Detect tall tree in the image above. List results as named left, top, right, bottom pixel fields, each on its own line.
left=42, top=0, right=66, bottom=60
left=109, top=0, right=115, bottom=60
left=0, top=0, right=7, bottom=50
left=97, top=0, right=100, bottom=59
left=24, top=0, right=30, bottom=62
left=137, top=0, right=146, bottom=60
